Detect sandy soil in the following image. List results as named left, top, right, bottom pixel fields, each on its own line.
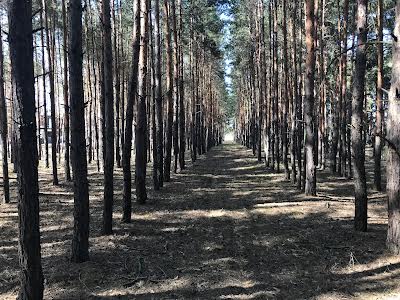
left=1, top=143, right=399, bottom=300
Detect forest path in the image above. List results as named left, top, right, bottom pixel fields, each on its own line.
left=1, top=143, right=400, bottom=299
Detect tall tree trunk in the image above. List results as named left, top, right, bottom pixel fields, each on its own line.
left=122, top=0, right=140, bottom=222
left=120, top=7, right=125, bottom=163
left=0, top=23, right=9, bottom=204
left=386, top=0, right=400, bottom=254
left=330, top=0, right=341, bottom=174
left=340, top=0, right=349, bottom=177
left=273, top=0, right=279, bottom=172
left=319, top=0, right=327, bottom=170
left=154, top=0, right=164, bottom=188
left=150, top=3, right=158, bottom=189
left=256, top=0, right=263, bottom=163
left=102, top=0, right=115, bottom=235
left=291, top=0, right=299, bottom=185
left=178, top=0, right=185, bottom=170
left=136, top=0, right=149, bottom=204
left=40, top=10, right=49, bottom=169
left=35, top=38, right=42, bottom=162
left=352, top=0, right=368, bottom=232
left=62, top=0, right=71, bottom=182
left=304, top=0, right=317, bottom=196
left=257, top=0, right=267, bottom=167
left=114, top=1, right=122, bottom=169
left=8, top=0, right=44, bottom=296
left=374, top=0, right=384, bottom=191
left=282, top=0, right=290, bottom=179
left=267, top=0, right=273, bottom=168
left=43, top=0, right=58, bottom=185
left=69, top=0, right=90, bottom=262
left=171, top=0, right=180, bottom=174
left=164, top=0, right=174, bottom=182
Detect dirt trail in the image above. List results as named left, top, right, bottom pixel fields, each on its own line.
left=1, top=143, right=400, bottom=299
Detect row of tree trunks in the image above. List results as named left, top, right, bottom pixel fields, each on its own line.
left=6, top=0, right=225, bottom=297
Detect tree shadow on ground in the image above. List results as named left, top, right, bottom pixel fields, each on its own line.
left=0, top=143, right=396, bottom=299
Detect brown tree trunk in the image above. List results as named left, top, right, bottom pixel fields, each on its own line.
left=154, top=0, right=164, bottom=188
left=273, top=0, right=279, bottom=172
left=149, top=3, right=158, bottom=189
left=114, top=1, right=122, bottom=169
left=291, top=0, right=299, bottom=185
left=190, top=10, right=197, bottom=162
left=340, top=0, right=349, bottom=178
left=352, top=0, right=368, bottom=232
left=374, top=0, right=384, bottom=191
left=387, top=0, right=400, bottom=253
left=164, top=0, right=174, bottom=182
left=256, top=0, right=263, bottom=163
left=178, top=0, right=186, bottom=170
left=40, top=10, right=49, bottom=169
left=319, top=0, right=327, bottom=170
left=102, top=0, right=115, bottom=235
left=62, top=0, right=71, bottom=181
left=8, top=0, right=44, bottom=296
left=171, top=0, right=180, bottom=174
left=0, top=22, right=9, bottom=204
left=69, top=0, right=90, bottom=262
left=43, top=0, right=58, bottom=185
left=282, top=0, right=290, bottom=179
left=304, top=0, right=317, bottom=195
left=122, top=0, right=140, bottom=222
left=136, top=0, right=149, bottom=204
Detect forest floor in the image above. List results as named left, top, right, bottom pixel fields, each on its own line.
left=1, top=143, right=400, bottom=299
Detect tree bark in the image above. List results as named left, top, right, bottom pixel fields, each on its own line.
left=291, top=1, right=299, bottom=185
left=374, top=0, right=384, bottom=191
left=171, top=0, right=180, bottom=174
left=304, top=0, right=317, bottom=196
left=8, top=0, right=44, bottom=296
left=114, top=1, right=122, bottom=169
left=43, top=0, right=58, bottom=185
left=282, top=0, right=290, bottom=179
left=352, top=0, right=368, bottom=232
left=102, top=0, right=115, bottom=235
left=154, top=0, right=164, bottom=188
left=62, top=0, right=71, bottom=182
left=122, top=0, right=140, bottom=222
left=164, top=0, right=174, bottom=182
left=178, top=0, right=186, bottom=170
left=136, top=0, right=149, bottom=204
left=40, top=10, right=49, bottom=169
left=340, top=0, right=349, bottom=177
left=387, top=0, right=400, bottom=254
left=69, top=0, right=90, bottom=262
left=0, top=22, right=9, bottom=204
